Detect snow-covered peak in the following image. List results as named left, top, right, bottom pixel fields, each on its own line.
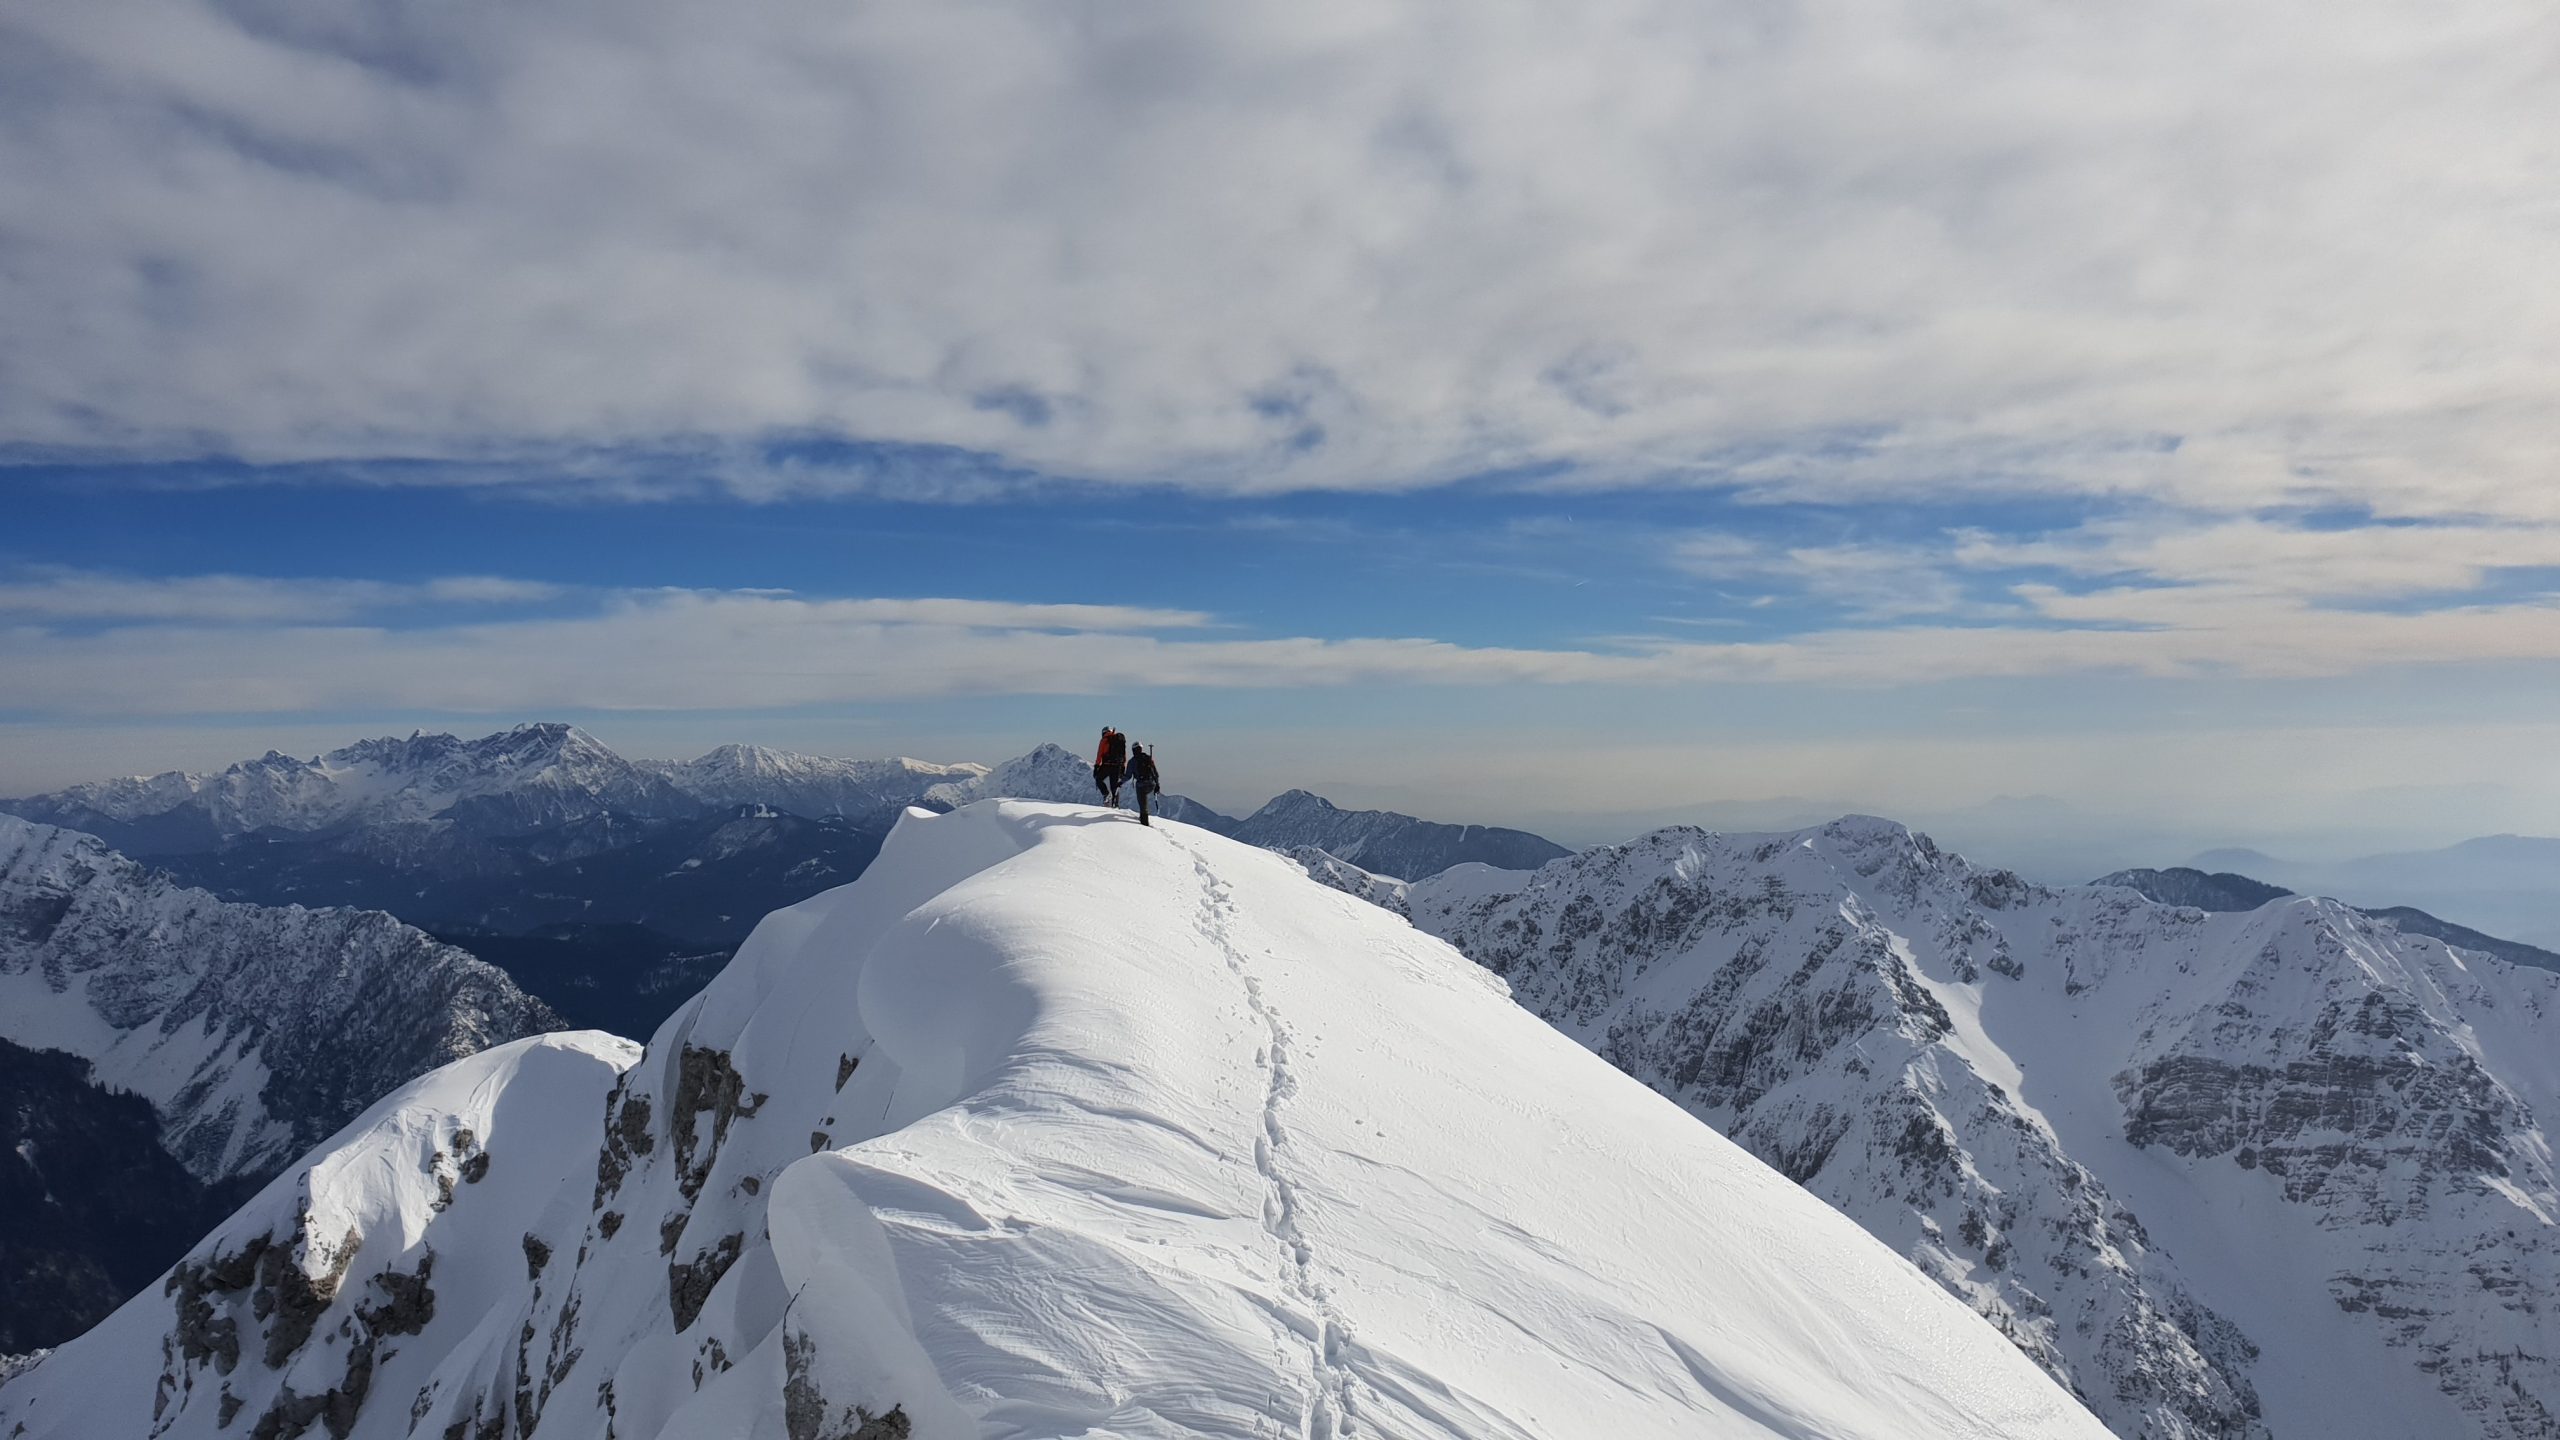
left=1253, top=787, right=1335, bottom=815
left=919, top=741, right=1096, bottom=808
left=1, top=801, right=2110, bottom=1440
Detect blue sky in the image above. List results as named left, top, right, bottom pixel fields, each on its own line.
left=4, top=0, right=2557, bottom=871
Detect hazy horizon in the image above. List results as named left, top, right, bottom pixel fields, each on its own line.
left=6, top=711, right=2547, bottom=887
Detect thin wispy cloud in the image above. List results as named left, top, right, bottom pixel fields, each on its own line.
left=4, top=0, right=2554, bottom=523
left=0, top=568, right=562, bottom=623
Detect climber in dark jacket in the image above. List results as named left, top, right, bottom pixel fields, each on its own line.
left=1128, top=744, right=1161, bottom=826
left=1093, top=727, right=1127, bottom=807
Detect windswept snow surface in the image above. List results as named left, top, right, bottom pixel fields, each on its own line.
left=2, top=802, right=2108, bottom=1440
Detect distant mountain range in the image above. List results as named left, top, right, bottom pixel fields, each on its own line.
left=2185, top=835, right=2560, bottom=951
left=0, top=814, right=561, bottom=1349
left=2100, top=865, right=2560, bottom=973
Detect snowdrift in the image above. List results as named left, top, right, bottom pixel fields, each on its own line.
left=0, top=802, right=2108, bottom=1439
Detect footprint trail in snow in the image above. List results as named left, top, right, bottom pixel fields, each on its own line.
left=1191, top=842, right=1362, bottom=1440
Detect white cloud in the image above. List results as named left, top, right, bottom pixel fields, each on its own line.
left=0, top=569, right=561, bottom=622
left=1959, top=518, right=2560, bottom=601
left=1672, top=535, right=1985, bottom=619
left=5, top=569, right=2560, bottom=720
left=3, top=0, right=2556, bottom=518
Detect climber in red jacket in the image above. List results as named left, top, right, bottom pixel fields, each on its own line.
left=1093, top=727, right=1127, bottom=807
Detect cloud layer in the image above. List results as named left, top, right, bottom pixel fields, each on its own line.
left=6, top=0, right=2555, bottom=516
left=4, top=565, right=2556, bottom=720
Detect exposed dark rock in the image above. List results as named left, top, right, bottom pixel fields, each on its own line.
left=667, top=1232, right=744, bottom=1333
left=783, top=1330, right=911, bottom=1440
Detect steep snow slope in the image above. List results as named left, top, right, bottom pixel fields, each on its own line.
left=0, top=802, right=2110, bottom=1440
left=1404, top=820, right=2560, bottom=1440
left=643, top=744, right=984, bottom=817
left=1231, top=789, right=1569, bottom=879
left=0, top=814, right=562, bottom=1182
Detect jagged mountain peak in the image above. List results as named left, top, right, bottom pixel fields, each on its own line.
left=1250, top=787, right=1337, bottom=815
left=1, top=801, right=2109, bottom=1440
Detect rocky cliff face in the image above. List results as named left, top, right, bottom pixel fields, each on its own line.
left=1403, top=818, right=2560, bottom=1440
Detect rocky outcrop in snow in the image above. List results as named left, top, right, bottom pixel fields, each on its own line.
left=0, top=802, right=2110, bottom=1440
left=1404, top=817, right=2560, bottom=1440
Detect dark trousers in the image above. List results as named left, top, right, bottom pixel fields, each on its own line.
left=1093, top=763, right=1124, bottom=801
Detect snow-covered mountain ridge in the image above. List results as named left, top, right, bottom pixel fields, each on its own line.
left=9, top=724, right=698, bottom=849
left=1227, top=788, right=1571, bottom=879
left=0, top=813, right=562, bottom=1183
left=642, top=744, right=985, bottom=816
left=1324, top=817, right=2560, bottom=1440
left=0, top=801, right=2111, bottom=1440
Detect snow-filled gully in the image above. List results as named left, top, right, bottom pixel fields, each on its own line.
left=1188, top=840, right=1361, bottom=1439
